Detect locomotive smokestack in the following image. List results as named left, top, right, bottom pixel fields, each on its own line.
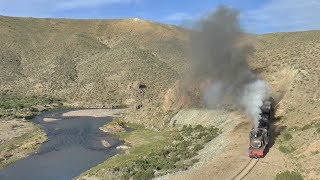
left=187, top=6, right=269, bottom=129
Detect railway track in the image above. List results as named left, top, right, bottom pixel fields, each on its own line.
left=231, top=158, right=259, bottom=180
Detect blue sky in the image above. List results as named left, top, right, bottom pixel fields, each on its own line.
left=1, top=0, right=320, bottom=34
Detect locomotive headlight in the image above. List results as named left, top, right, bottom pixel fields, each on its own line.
left=251, top=140, right=262, bottom=148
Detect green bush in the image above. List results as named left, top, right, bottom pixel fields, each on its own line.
left=275, top=171, right=303, bottom=180
left=0, top=94, right=64, bottom=120
left=181, top=125, right=193, bottom=135
left=0, top=94, right=61, bottom=110
left=132, top=169, right=154, bottom=180
left=193, top=144, right=204, bottom=152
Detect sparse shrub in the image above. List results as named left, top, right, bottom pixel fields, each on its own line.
left=279, top=145, right=295, bottom=154
left=193, top=143, right=204, bottom=152
left=174, top=161, right=189, bottom=170
left=111, top=104, right=128, bottom=109
left=276, top=170, right=303, bottom=180
left=288, top=126, right=299, bottom=131
left=300, top=124, right=312, bottom=131
left=282, top=131, right=293, bottom=141
left=191, top=158, right=199, bottom=164
left=110, top=124, right=219, bottom=179
left=181, top=125, right=193, bottom=135
left=311, top=151, right=319, bottom=155
left=115, top=118, right=126, bottom=127
left=194, top=124, right=205, bottom=131
left=132, top=168, right=154, bottom=180
left=287, top=107, right=295, bottom=112
left=0, top=94, right=62, bottom=110
left=25, top=115, right=35, bottom=120
left=203, top=135, right=214, bottom=143
left=175, top=134, right=183, bottom=141
left=197, top=131, right=208, bottom=139
left=275, top=115, right=285, bottom=121
left=312, top=122, right=320, bottom=127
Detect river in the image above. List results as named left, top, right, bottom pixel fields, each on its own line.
left=0, top=109, right=123, bottom=180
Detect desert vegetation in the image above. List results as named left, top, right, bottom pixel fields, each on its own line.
left=276, top=170, right=303, bottom=180
left=79, top=121, right=219, bottom=179
left=0, top=92, right=63, bottom=118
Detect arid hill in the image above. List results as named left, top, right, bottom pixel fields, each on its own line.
left=0, top=16, right=189, bottom=127
left=1, top=16, right=319, bottom=127
left=1, top=15, right=320, bottom=178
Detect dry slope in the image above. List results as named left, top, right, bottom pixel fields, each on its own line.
left=0, top=16, right=188, bottom=127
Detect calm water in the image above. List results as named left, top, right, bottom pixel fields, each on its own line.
left=0, top=109, right=122, bottom=180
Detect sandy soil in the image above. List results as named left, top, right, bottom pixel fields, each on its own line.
left=0, top=120, right=32, bottom=143
left=62, top=109, right=126, bottom=118
left=42, top=109, right=126, bottom=122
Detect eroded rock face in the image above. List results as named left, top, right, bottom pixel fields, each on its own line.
left=163, top=80, right=188, bottom=112
left=125, top=81, right=148, bottom=109
left=162, top=79, right=212, bottom=112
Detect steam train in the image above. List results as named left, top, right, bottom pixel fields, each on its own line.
left=248, top=97, right=275, bottom=158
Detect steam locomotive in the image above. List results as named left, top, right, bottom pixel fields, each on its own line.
left=248, top=97, right=275, bottom=158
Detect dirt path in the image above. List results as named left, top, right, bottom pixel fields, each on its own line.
left=232, top=159, right=259, bottom=180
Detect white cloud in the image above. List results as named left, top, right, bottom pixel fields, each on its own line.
left=242, top=0, right=320, bottom=33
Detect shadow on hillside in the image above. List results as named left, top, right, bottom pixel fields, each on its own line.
left=264, top=115, right=287, bottom=156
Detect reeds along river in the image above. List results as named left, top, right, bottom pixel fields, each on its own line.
left=0, top=109, right=122, bottom=180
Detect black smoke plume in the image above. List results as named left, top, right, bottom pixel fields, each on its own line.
left=187, top=6, right=269, bottom=129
